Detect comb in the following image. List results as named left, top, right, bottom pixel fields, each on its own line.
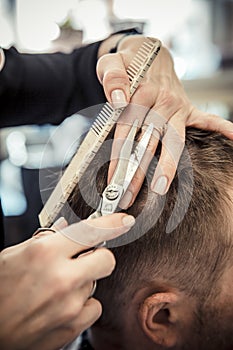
left=39, top=37, right=161, bottom=227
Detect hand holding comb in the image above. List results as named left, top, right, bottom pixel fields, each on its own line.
left=39, top=37, right=161, bottom=227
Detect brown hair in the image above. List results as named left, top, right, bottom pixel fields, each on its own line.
left=69, top=127, right=233, bottom=328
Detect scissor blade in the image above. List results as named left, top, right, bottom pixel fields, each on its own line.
left=110, top=119, right=139, bottom=186
left=123, top=123, right=154, bottom=191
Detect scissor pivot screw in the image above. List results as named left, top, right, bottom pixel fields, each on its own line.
left=105, top=185, right=120, bottom=200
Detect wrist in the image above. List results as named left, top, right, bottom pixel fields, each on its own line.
left=98, top=33, right=124, bottom=58
left=97, top=28, right=142, bottom=58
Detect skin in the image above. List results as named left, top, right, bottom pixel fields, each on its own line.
left=0, top=214, right=135, bottom=350
left=97, top=35, right=233, bottom=206
left=89, top=190, right=233, bottom=350
left=0, top=33, right=138, bottom=350
left=89, top=264, right=233, bottom=350
left=1, top=32, right=233, bottom=349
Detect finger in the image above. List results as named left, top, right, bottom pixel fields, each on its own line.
left=118, top=110, right=168, bottom=208
left=119, top=131, right=159, bottom=209
left=151, top=115, right=186, bottom=195
left=45, top=282, right=95, bottom=326
left=71, top=297, right=102, bottom=335
left=35, top=298, right=102, bottom=350
left=47, top=213, right=135, bottom=257
left=71, top=247, right=116, bottom=283
left=25, top=279, right=93, bottom=343
left=187, top=107, right=233, bottom=139
left=108, top=103, right=148, bottom=183
left=60, top=298, right=102, bottom=345
left=29, top=217, right=68, bottom=241
left=96, top=53, right=129, bottom=107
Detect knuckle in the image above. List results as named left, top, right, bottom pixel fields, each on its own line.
left=60, top=299, right=102, bottom=341
left=63, top=300, right=83, bottom=322
left=72, top=269, right=85, bottom=287
left=157, top=86, right=186, bottom=111
left=160, top=91, right=177, bottom=108
left=103, top=68, right=129, bottom=86
left=23, top=240, right=51, bottom=262
left=50, top=271, right=73, bottom=298
left=165, top=132, right=185, bottom=155
left=134, top=83, right=155, bottom=105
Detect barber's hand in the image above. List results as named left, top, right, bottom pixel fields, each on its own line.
left=0, top=213, right=135, bottom=350
left=97, top=34, right=233, bottom=208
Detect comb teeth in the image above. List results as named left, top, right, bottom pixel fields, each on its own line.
left=127, top=39, right=160, bottom=83
left=92, top=38, right=161, bottom=137
left=39, top=37, right=161, bottom=227
left=91, top=102, right=114, bottom=136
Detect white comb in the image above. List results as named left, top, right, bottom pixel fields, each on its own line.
left=39, top=37, right=161, bottom=227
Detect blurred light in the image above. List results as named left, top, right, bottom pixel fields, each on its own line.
left=16, top=0, right=73, bottom=51
left=49, top=0, right=76, bottom=23
left=173, top=56, right=187, bottom=79
left=6, top=131, right=28, bottom=166
left=48, top=22, right=60, bottom=41
left=113, top=0, right=193, bottom=40
left=17, top=19, right=60, bottom=51
left=198, top=101, right=230, bottom=120
left=0, top=160, right=27, bottom=216
left=179, top=44, right=221, bottom=80
left=113, top=0, right=148, bottom=19
left=0, top=17, right=14, bottom=47
left=72, top=0, right=109, bottom=42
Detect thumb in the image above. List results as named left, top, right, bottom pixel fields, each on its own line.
left=96, top=53, right=129, bottom=108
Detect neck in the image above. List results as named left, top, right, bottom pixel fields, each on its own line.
left=89, top=327, right=123, bottom=350
left=88, top=319, right=156, bottom=350
left=89, top=286, right=161, bottom=350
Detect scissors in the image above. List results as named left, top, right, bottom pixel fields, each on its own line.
left=88, top=119, right=154, bottom=221
left=85, top=120, right=154, bottom=297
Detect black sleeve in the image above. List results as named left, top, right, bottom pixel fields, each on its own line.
left=0, top=41, right=106, bottom=128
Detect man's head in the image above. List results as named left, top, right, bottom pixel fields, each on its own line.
left=70, top=128, right=233, bottom=350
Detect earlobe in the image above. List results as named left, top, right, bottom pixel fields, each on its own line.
left=139, top=292, right=179, bottom=348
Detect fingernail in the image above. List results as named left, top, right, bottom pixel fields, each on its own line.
left=122, top=215, right=135, bottom=228
left=111, top=89, right=128, bottom=109
left=151, top=176, right=168, bottom=195
left=120, top=190, right=133, bottom=209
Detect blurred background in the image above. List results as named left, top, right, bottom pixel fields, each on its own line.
left=1, top=0, right=233, bottom=246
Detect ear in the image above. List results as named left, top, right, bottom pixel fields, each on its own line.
left=138, top=291, right=191, bottom=348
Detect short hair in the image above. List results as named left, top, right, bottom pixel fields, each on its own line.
left=69, top=127, right=233, bottom=328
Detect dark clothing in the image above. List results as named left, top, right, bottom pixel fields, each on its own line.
left=63, top=332, right=94, bottom=350
left=0, top=27, right=141, bottom=249
left=0, top=40, right=106, bottom=249
left=0, top=41, right=106, bottom=128
left=77, top=332, right=94, bottom=350
left=0, top=26, right=141, bottom=127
